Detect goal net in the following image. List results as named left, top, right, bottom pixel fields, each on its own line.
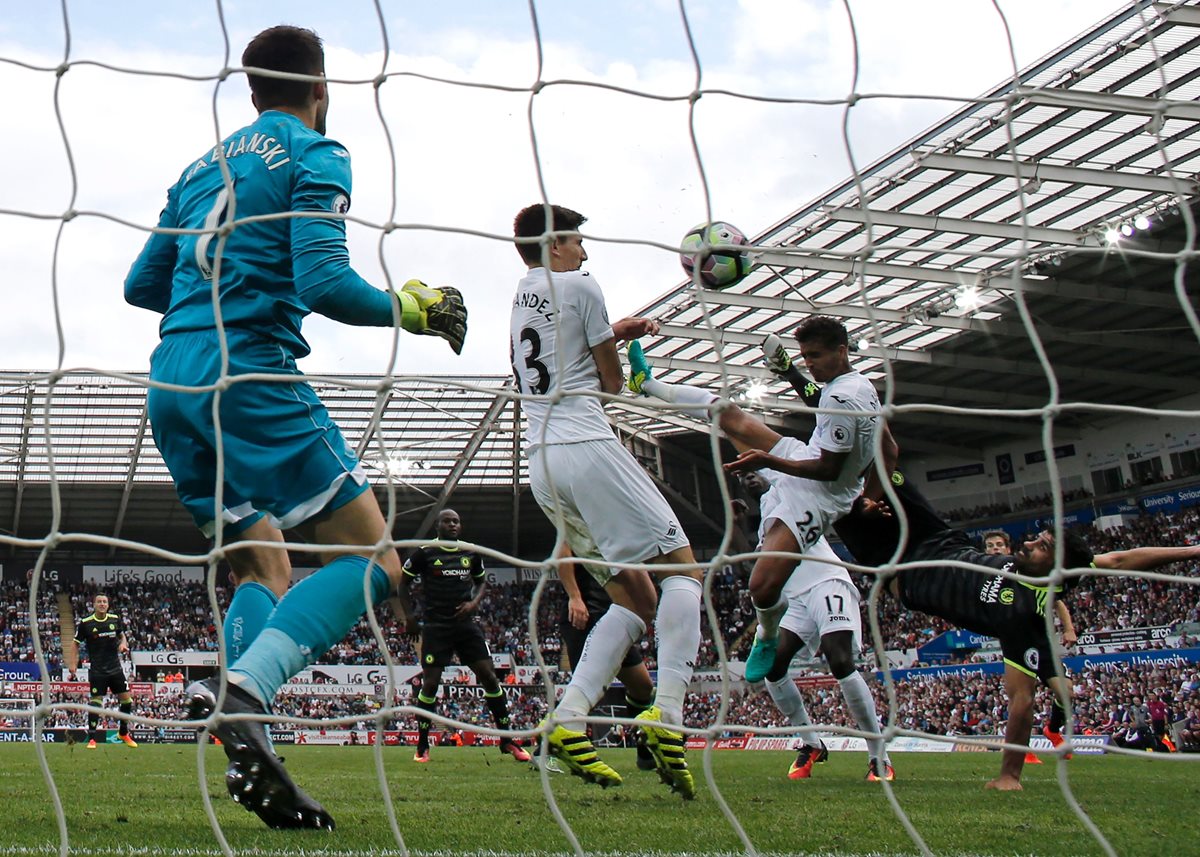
left=2, top=1, right=1199, bottom=855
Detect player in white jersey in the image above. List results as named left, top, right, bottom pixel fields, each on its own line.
left=510, top=203, right=703, bottom=799
left=627, top=316, right=895, bottom=710
left=737, top=467, right=893, bottom=782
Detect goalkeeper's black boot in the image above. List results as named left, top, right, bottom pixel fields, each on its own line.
left=186, top=679, right=335, bottom=831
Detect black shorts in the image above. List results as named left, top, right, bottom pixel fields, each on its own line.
left=562, top=619, right=644, bottom=673
left=89, top=670, right=129, bottom=697
left=420, top=620, right=490, bottom=668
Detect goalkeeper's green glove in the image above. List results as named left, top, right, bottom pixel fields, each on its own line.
left=395, top=279, right=467, bottom=355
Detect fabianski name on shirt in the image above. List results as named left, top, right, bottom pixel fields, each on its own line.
left=185, top=132, right=291, bottom=181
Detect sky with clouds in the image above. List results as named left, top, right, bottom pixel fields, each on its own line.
left=0, top=0, right=1119, bottom=377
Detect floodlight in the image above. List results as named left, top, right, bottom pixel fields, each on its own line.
left=954, top=286, right=981, bottom=311
left=745, top=380, right=770, bottom=402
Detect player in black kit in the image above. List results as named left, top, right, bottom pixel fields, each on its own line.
left=67, top=593, right=137, bottom=748
left=835, top=476, right=1196, bottom=789
left=395, top=509, right=530, bottom=763
left=558, top=552, right=656, bottom=770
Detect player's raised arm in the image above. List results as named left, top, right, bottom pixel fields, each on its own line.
left=1092, top=543, right=1200, bottom=571
left=124, top=193, right=180, bottom=314
left=590, top=338, right=625, bottom=395
left=612, top=316, right=660, bottom=342
left=289, top=149, right=468, bottom=353
left=725, top=445, right=849, bottom=481
left=762, top=332, right=823, bottom=407
left=861, top=423, right=900, bottom=502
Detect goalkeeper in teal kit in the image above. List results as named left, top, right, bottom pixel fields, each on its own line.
left=124, top=25, right=466, bottom=831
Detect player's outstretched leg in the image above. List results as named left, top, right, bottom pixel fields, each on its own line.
left=762, top=333, right=792, bottom=376
left=541, top=721, right=623, bottom=788
left=743, top=627, right=780, bottom=684
left=626, top=340, right=652, bottom=395
left=635, top=706, right=696, bottom=799
left=186, top=678, right=334, bottom=831
left=626, top=341, right=720, bottom=417
left=761, top=333, right=823, bottom=407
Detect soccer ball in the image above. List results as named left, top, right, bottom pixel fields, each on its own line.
left=680, top=221, right=751, bottom=289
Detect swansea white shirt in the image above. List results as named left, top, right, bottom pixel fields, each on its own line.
left=510, top=268, right=615, bottom=451
left=811, top=370, right=881, bottom=519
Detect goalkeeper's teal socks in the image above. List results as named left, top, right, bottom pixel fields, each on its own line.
left=229, top=554, right=391, bottom=706
left=224, top=581, right=279, bottom=662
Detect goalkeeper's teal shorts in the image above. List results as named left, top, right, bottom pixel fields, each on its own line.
left=147, top=328, right=370, bottom=538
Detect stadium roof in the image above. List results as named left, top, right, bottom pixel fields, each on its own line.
left=5, top=1, right=1200, bottom=561
left=630, top=0, right=1200, bottom=461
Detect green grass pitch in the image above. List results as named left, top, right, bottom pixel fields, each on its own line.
left=1, top=744, right=1196, bottom=856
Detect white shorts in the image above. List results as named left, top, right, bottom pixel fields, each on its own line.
left=780, top=577, right=863, bottom=660
left=759, top=436, right=837, bottom=550
left=529, top=438, right=689, bottom=583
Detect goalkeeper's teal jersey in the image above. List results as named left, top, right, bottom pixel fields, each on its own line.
left=124, top=110, right=394, bottom=359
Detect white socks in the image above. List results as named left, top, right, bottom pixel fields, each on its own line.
left=641, top=378, right=718, bottom=419
left=652, top=576, right=703, bottom=725
left=766, top=675, right=823, bottom=748
left=754, top=596, right=787, bottom=641
left=839, top=671, right=888, bottom=762
left=556, top=604, right=645, bottom=732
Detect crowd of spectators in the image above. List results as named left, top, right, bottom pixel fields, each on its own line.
left=11, top=660, right=1197, bottom=754
left=0, top=580, right=64, bottom=671
left=689, top=660, right=1200, bottom=751
left=941, top=488, right=1092, bottom=524
left=1, top=506, right=1197, bottom=690
left=70, top=581, right=225, bottom=654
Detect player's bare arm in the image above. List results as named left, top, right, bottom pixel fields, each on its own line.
left=557, top=555, right=590, bottom=630
left=393, top=575, right=419, bottom=634
left=1055, top=601, right=1078, bottom=647
left=611, top=316, right=660, bottom=341
left=454, top=579, right=487, bottom=620
left=861, top=423, right=899, bottom=501
left=725, top=445, right=849, bottom=482
left=1093, top=543, right=1200, bottom=570
left=589, top=338, right=625, bottom=395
